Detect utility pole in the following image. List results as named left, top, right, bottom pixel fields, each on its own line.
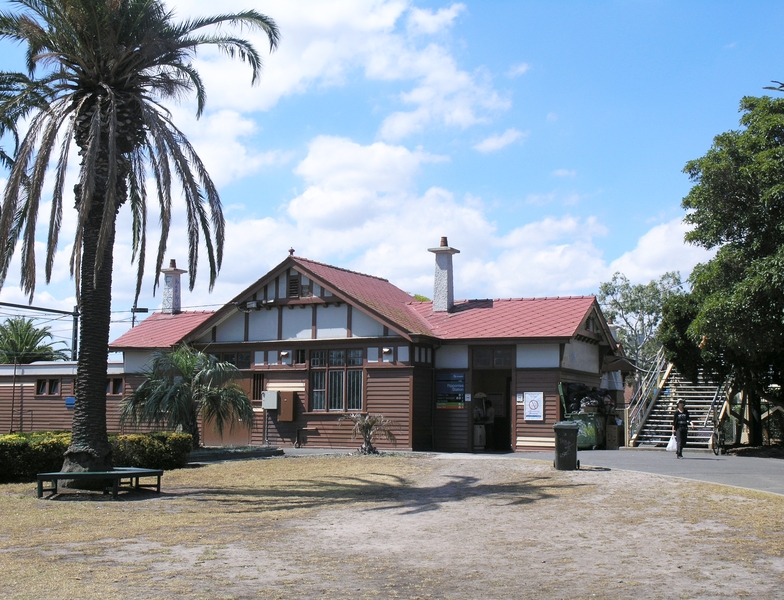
left=131, top=306, right=148, bottom=328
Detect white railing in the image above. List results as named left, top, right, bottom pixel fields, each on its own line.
left=627, top=346, right=671, bottom=446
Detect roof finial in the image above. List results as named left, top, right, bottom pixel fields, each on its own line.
left=289, top=247, right=295, bottom=256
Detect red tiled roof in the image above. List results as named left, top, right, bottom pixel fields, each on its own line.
left=292, top=257, right=434, bottom=337
left=109, top=311, right=215, bottom=350
left=406, top=296, right=597, bottom=340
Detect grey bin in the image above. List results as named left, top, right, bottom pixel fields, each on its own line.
left=553, top=421, right=580, bottom=470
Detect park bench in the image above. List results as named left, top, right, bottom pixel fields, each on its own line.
left=37, top=467, right=164, bottom=499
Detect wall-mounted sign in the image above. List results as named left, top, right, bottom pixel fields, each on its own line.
left=523, top=392, right=544, bottom=421
left=436, top=372, right=465, bottom=409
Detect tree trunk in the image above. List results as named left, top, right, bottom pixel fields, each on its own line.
left=748, top=389, right=764, bottom=447
left=188, top=412, right=201, bottom=448
left=61, top=198, right=116, bottom=477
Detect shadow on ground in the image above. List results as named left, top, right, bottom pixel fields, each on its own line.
left=176, top=470, right=593, bottom=515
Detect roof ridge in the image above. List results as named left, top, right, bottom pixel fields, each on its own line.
left=293, top=256, right=390, bottom=283
left=150, top=309, right=215, bottom=314
left=407, top=295, right=596, bottom=305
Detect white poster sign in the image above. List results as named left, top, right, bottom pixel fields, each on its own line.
left=524, top=392, right=544, bottom=421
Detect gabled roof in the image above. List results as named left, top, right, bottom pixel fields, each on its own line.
left=107, top=258, right=612, bottom=350
left=292, top=257, right=434, bottom=337
left=109, top=311, right=214, bottom=350
left=406, top=296, right=599, bottom=341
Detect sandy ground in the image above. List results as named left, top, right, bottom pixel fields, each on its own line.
left=2, top=454, right=783, bottom=599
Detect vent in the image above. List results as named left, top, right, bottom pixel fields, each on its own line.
left=288, top=276, right=300, bottom=298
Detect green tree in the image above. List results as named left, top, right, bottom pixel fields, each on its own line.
left=0, top=316, right=69, bottom=363
left=120, top=345, right=254, bottom=448
left=597, top=271, right=682, bottom=386
left=0, top=0, right=278, bottom=472
left=660, top=96, right=784, bottom=445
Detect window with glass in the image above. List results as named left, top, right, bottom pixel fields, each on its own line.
left=309, top=348, right=364, bottom=412
left=36, top=379, right=60, bottom=395
left=106, top=378, right=123, bottom=395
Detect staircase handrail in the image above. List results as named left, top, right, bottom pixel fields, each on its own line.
left=702, top=377, right=731, bottom=428
left=628, top=346, right=670, bottom=445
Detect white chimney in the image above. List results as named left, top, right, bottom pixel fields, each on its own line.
left=161, top=259, right=187, bottom=315
left=428, top=236, right=460, bottom=312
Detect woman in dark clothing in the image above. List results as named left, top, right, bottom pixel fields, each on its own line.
left=672, top=400, right=694, bottom=459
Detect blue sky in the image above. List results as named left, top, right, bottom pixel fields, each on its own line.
left=1, top=0, right=783, bottom=350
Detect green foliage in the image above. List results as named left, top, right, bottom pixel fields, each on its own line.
left=412, top=294, right=431, bottom=302
left=597, top=271, right=682, bottom=378
left=0, top=432, right=71, bottom=481
left=661, top=97, right=784, bottom=396
left=0, top=72, right=50, bottom=169
left=0, top=316, right=70, bottom=363
left=660, top=96, right=784, bottom=444
left=0, top=0, right=280, bottom=300
left=121, top=345, right=254, bottom=447
left=0, top=0, right=278, bottom=470
left=340, top=413, right=395, bottom=455
left=0, top=431, right=193, bottom=481
left=110, top=432, right=193, bottom=471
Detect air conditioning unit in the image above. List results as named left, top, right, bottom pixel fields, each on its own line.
left=261, top=390, right=279, bottom=410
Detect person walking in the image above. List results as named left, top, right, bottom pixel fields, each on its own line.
left=672, top=400, right=694, bottom=459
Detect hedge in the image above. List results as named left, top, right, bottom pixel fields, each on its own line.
left=0, top=431, right=193, bottom=483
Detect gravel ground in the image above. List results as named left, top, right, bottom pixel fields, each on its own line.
left=1, top=454, right=782, bottom=599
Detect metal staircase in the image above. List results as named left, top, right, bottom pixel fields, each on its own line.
left=628, top=348, right=725, bottom=448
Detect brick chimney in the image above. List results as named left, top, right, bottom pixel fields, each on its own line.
left=428, top=236, right=460, bottom=312
left=161, top=259, right=187, bottom=315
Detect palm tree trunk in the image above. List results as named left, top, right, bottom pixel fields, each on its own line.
left=188, top=413, right=201, bottom=448
left=61, top=178, right=119, bottom=476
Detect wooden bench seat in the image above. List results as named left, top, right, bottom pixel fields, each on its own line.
left=37, top=467, right=164, bottom=499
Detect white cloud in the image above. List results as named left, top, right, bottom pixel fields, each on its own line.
left=174, top=0, right=507, bottom=144
left=608, top=218, right=715, bottom=283
left=507, top=62, right=530, bottom=77
left=552, top=168, right=576, bottom=178
left=407, top=3, right=466, bottom=35
left=379, top=60, right=510, bottom=140
left=172, top=108, right=294, bottom=187
left=473, top=128, right=527, bottom=153
left=546, top=112, right=558, bottom=122
left=143, top=139, right=619, bottom=305
left=287, top=135, right=447, bottom=229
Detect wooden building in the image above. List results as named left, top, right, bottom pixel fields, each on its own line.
left=1, top=238, right=626, bottom=452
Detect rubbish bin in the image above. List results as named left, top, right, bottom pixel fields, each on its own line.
left=553, top=421, right=580, bottom=470
left=565, top=412, right=605, bottom=449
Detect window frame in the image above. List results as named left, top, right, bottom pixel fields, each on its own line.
left=106, top=378, right=124, bottom=396
left=36, top=378, right=61, bottom=396
left=308, top=348, right=364, bottom=413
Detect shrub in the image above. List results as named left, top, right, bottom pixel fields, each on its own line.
left=0, top=431, right=193, bottom=482
left=0, top=432, right=70, bottom=482
left=110, top=432, right=193, bottom=470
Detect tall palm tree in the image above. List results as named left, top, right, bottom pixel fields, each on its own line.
left=120, top=345, right=254, bottom=448
left=0, top=0, right=278, bottom=472
left=0, top=316, right=70, bottom=363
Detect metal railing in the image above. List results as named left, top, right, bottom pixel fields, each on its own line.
left=627, top=346, right=671, bottom=446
